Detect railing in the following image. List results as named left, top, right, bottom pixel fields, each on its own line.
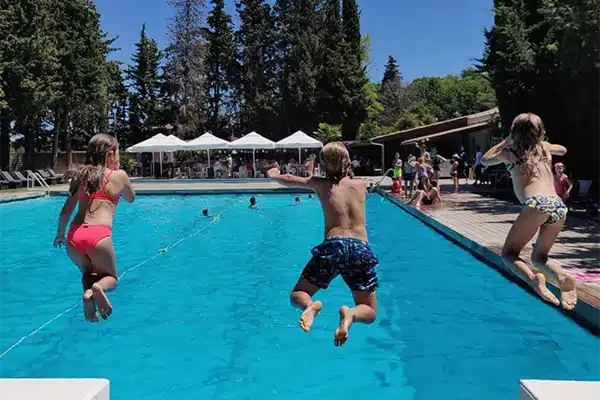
left=27, top=171, right=50, bottom=197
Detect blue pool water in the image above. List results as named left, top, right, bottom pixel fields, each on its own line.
left=0, top=194, right=598, bottom=399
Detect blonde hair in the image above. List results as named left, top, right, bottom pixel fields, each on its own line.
left=64, top=133, right=119, bottom=196
left=510, top=113, right=550, bottom=175
left=320, top=142, right=350, bottom=181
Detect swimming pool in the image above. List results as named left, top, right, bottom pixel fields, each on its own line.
left=0, top=194, right=598, bottom=399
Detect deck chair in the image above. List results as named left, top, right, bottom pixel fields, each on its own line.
left=47, top=168, right=64, bottom=180
left=1, top=171, right=25, bottom=188
left=37, top=170, right=57, bottom=184
left=0, top=175, right=9, bottom=190
left=569, top=179, right=593, bottom=210
left=13, top=171, right=30, bottom=184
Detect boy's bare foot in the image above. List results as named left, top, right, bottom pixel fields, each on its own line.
left=92, top=283, right=113, bottom=320
left=334, top=306, right=353, bottom=347
left=82, top=290, right=99, bottom=323
left=559, top=274, right=578, bottom=311
left=533, top=273, right=560, bottom=306
left=299, top=300, right=322, bottom=332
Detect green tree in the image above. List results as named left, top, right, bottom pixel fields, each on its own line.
left=0, top=0, right=60, bottom=168
left=340, top=0, right=368, bottom=140
left=234, top=0, right=279, bottom=138
left=314, top=122, right=342, bottom=143
left=163, top=0, right=206, bottom=138
left=317, top=0, right=346, bottom=127
left=126, top=23, right=163, bottom=145
left=106, top=61, right=129, bottom=144
left=204, top=0, right=236, bottom=138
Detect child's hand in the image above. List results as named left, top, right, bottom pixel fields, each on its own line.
left=53, top=234, right=66, bottom=248
left=267, top=167, right=281, bottom=178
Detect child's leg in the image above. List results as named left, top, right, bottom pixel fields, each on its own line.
left=334, top=290, right=377, bottom=347
left=291, top=278, right=323, bottom=332
left=502, top=207, right=560, bottom=305
left=87, top=237, right=119, bottom=319
left=66, top=243, right=98, bottom=322
left=531, top=219, right=577, bottom=310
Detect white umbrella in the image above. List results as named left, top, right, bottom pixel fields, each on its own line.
left=229, top=131, right=275, bottom=176
left=275, top=130, right=323, bottom=165
left=183, top=133, right=230, bottom=168
left=127, top=134, right=186, bottom=178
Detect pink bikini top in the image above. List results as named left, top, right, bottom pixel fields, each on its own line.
left=79, top=170, right=119, bottom=204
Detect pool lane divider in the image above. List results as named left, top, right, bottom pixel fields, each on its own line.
left=49, top=188, right=313, bottom=196
left=0, top=196, right=245, bottom=360
left=377, top=189, right=600, bottom=336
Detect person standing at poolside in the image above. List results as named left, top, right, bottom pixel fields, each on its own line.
left=54, top=134, right=135, bottom=322
left=267, top=142, right=379, bottom=347
left=481, top=113, right=577, bottom=310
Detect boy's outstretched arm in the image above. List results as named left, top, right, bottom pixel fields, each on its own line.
left=267, top=167, right=313, bottom=188
left=481, top=139, right=507, bottom=166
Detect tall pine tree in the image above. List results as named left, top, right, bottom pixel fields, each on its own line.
left=340, top=0, right=367, bottom=140
left=317, top=0, right=346, bottom=126
left=235, top=0, right=279, bottom=138
left=203, top=0, right=236, bottom=138
left=126, top=23, right=162, bottom=145
left=163, top=0, right=206, bottom=138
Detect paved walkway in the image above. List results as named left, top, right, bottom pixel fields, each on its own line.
left=392, top=179, right=600, bottom=312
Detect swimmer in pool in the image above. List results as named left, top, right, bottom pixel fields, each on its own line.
left=202, top=208, right=210, bottom=217
left=249, top=197, right=258, bottom=209
left=308, top=194, right=314, bottom=199
left=267, top=142, right=378, bottom=347
left=295, top=197, right=301, bottom=203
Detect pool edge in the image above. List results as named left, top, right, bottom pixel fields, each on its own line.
left=377, top=189, right=600, bottom=335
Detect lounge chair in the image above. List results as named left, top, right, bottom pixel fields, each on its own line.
left=570, top=180, right=593, bottom=210
left=1, top=171, right=25, bottom=188
left=13, top=171, right=30, bottom=183
left=47, top=168, right=64, bottom=180
left=37, top=170, right=57, bottom=184
left=0, top=176, right=8, bottom=190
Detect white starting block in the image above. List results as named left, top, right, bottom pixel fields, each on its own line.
left=0, top=379, right=110, bottom=400
left=520, top=380, right=600, bottom=400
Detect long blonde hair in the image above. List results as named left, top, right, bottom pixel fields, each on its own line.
left=320, top=142, right=350, bottom=181
left=64, top=134, right=118, bottom=196
left=509, top=113, right=550, bottom=175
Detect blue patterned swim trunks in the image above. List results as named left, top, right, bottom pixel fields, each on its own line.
left=524, top=195, right=568, bottom=226
left=301, top=236, right=379, bottom=291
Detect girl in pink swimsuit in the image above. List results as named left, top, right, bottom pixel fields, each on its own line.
left=53, top=134, right=135, bottom=322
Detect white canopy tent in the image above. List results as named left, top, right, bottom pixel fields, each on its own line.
left=228, top=131, right=275, bottom=174
left=126, top=134, right=187, bottom=177
left=183, top=132, right=230, bottom=167
left=275, top=130, right=323, bottom=164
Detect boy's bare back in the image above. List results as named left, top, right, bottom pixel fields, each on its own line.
left=310, top=177, right=368, bottom=241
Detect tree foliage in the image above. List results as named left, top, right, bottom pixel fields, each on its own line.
left=203, top=0, right=236, bottom=138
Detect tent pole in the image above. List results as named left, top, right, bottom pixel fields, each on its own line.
left=207, top=150, right=211, bottom=179
left=160, top=151, right=163, bottom=179
left=298, top=147, right=302, bottom=166
left=252, top=149, right=256, bottom=178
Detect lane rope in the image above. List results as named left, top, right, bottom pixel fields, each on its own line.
left=0, top=197, right=243, bottom=360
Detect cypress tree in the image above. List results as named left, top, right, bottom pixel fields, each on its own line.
left=204, top=0, right=236, bottom=138
left=235, top=0, right=279, bottom=138
left=163, top=0, right=206, bottom=138
left=317, top=0, right=346, bottom=126
left=126, top=23, right=163, bottom=144
left=340, top=0, right=367, bottom=140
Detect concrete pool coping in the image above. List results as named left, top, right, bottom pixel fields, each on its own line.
left=0, top=378, right=110, bottom=400
left=519, top=380, right=600, bottom=400
left=378, top=189, right=600, bottom=334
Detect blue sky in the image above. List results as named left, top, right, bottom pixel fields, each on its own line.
left=97, top=0, right=493, bottom=82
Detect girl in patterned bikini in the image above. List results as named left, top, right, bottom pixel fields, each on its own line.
left=481, top=113, right=577, bottom=310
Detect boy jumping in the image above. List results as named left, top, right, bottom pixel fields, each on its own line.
left=267, top=142, right=378, bottom=347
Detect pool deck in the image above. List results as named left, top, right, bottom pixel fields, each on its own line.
left=382, top=179, right=600, bottom=332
